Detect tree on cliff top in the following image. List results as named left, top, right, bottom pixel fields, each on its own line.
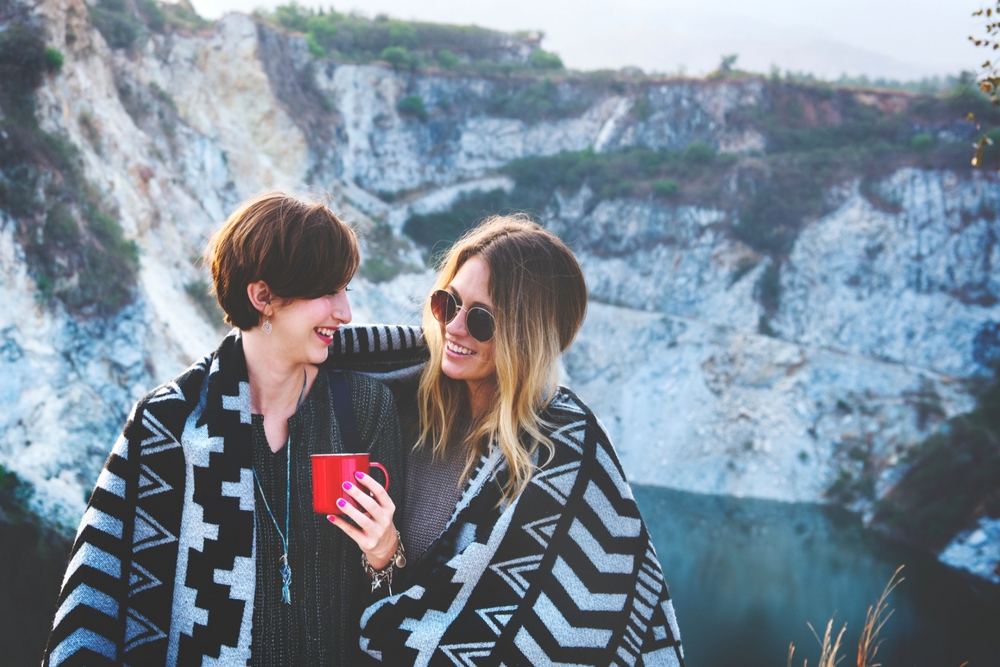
left=969, top=3, right=1000, bottom=167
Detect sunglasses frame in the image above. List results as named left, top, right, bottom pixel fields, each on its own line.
left=430, top=289, right=496, bottom=343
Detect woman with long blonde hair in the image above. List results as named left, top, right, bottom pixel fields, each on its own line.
left=415, top=213, right=587, bottom=504
left=330, top=215, right=684, bottom=666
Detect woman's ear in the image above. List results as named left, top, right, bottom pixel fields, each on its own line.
left=247, top=281, right=273, bottom=317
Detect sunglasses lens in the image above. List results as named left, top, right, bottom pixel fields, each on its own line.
left=432, top=290, right=495, bottom=342
left=467, top=308, right=496, bottom=343
left=430, top=290, right=457, bottom=324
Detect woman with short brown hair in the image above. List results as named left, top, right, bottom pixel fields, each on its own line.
left=44, top=192, right=403, bottom=667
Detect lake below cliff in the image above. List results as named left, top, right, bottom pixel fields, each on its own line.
left=3, top=486, right=998, bottom=666
left=635, top=486, right=1000, bottom=666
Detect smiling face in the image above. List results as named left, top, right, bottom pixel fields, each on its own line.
left=439, top=255, right=497, bottom=394
left=266, top=289, right=352, bottom=367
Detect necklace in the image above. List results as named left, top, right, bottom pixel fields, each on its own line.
left=252, top=367, right=308, bottom=605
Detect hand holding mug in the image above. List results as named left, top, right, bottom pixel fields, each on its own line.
left=312, top=453, right=397, bottom=569
left=327, top=470, right=398, bottom=568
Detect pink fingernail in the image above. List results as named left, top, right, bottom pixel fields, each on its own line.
left=355, top=471, right=364, bottom=480
left=337, top=498, right=347, bottom=508
left=343, top=482, right=353, bottom=490
left=327, top=515, right=337, bottom=522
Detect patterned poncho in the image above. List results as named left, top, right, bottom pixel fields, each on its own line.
left=328, top=325, right=685, bottom=667
left=42, top=329, right=405, bottom=667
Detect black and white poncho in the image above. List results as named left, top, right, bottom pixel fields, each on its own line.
left=329, top=325, right=686, bottom=667
left=42, top=329, right=408, bottom=666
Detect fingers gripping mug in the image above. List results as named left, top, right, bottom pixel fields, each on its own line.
left=310, top=453, right=389, bottom=515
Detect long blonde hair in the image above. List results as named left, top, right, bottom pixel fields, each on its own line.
left=416, top=215, right=588, bottom=501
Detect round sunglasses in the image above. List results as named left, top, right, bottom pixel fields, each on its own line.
left=430, top=289, right=496, bottom=343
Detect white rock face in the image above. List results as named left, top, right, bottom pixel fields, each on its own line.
left=545, top=193, right=763, bottom=332
left=564, top=303, right=972, bottom=502
left=0, top=216, right=155, bottom=531
left=776, top=174, right=1000, bottom=378
left=623, top=79, right=767, bottom=153
left=152, top=14, right=309, bottom=195
left=312, top=63, right=767, bottom=193
left=940, top=516, right=1000, bottom=584
left=2, top=2, right=998, bottom=580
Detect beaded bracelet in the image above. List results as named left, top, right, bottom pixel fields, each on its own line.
left=361, top=530, right=407, bottom=594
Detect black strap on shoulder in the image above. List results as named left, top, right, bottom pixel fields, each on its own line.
left=327, top=369, right=360, bottom=453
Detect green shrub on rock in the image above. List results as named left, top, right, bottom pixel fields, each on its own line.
left=652, top=178, right=680, bottom=198
left=911, top=133, right=934, bottom=152
left=43, top=205, right=81, bottom=249
left=397, top=95, right=428, bottom=121
left=258, top=3, right=563, bottom=76
left=43, top=48, right=63, bottom=71
left=529, top=49, right=563, bottom=70
left=488, top=78, right=591, bottom=121
left=136, top=0, right=167, bottom=33
left=306, top=33, right=326, bottom=58
left=89, top=0, right=144, bottom=50
left=404, top=189, right=513, bottom=251
left=682, top=141, right=716, bottom=164
left=437, top=49, right=459, bottom=69
left=388, top=21, right=418, bottom=48
left=0, top=23, right=51, bottom=117
left=380, top=46, right=415, bottom=70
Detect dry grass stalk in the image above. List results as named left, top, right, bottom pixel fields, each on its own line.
left=857, top=565, right=905, bottom=667
left=788, top=565, right=906, bottom=667
left=808, top=618, right=847, bottom=667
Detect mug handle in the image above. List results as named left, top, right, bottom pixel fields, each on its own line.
left=369, top=462, right=390, bottom=492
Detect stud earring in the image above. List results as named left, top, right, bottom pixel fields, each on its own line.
left=262, top=319, right=272, bottom=335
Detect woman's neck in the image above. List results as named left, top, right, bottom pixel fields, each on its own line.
left=243, top=329, right=315, bottom=416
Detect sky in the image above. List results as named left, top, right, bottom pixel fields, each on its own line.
left=190, top=0, right=981, bottom=80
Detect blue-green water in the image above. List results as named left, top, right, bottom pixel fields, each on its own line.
left=4, top=487, right=998, bottom=666
left=635, top=486, right=1000, bottom=667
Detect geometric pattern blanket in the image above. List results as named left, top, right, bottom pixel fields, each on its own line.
left=328, top=325, right=685, bottom=667
left=43, top=331, right=266, bottom=666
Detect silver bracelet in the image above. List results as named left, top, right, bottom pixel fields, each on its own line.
left=361, top=530, right=407, bottom=594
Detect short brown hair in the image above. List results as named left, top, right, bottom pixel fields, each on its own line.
left=206, top=192, right=360, bottom=330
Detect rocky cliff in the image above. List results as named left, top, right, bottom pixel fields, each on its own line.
left=0, top=0, right=997, bottom=581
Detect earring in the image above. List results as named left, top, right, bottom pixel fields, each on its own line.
left=262, top=319, right=272, bottom=335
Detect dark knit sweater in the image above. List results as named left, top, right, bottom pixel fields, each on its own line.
left=251, top=370, right=403, bottom=667
left=401, top=436, right=469, bottom=561
left=399, top=415, right=469, bottom=563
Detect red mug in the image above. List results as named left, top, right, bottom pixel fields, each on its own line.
left=310, top=453, right=390, bottom=515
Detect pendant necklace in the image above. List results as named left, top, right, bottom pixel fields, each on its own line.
left=252, top=367, right=307, bottom=605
